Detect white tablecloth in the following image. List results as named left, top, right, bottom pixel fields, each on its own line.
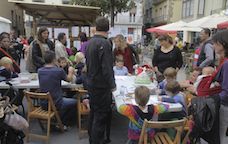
left=113, top=76, right=182, bottom=112
left=0, top=77, right=81, bottom=90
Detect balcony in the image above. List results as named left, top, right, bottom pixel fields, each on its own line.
left=152, top=15, right=168, bottom=25
left=32, top=0, right=45, bottom=2
left=152, top=0, right=166, bottom=5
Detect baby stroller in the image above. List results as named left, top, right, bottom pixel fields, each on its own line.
left=0, top=82, right=26, bottom=144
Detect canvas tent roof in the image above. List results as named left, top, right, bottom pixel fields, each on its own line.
left=186, top=14, right=228, bottom=29
left=8, top=0, right=100, bottom=26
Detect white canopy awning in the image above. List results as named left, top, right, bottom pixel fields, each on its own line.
left=0, top=16, right=11, bottom=24
left=149, top=20, right=202, bottom=32
left=186, top=14, right=228, bottom=29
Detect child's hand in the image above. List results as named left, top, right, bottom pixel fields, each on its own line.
left=155, top=89, right=161, bottom=95
left=82, top=99, right=90, bottom=110
left=127, top=73, right=132, bottom=76
left=68, top=66, right=75, bottom=74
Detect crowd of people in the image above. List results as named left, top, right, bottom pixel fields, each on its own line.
left=0, top=16, right=228, bottom=144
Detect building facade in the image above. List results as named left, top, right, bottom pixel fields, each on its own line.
left=151, top=0, right=182, bottom=27
left=0, top=0, right=24, bottom=35
left=182, top=0, right=228, bottom=22
left=109, top=0, right=143, bottom=44
left=182, top=0, right=228, bottom=42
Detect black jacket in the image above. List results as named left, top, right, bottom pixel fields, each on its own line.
left=32, top=39, right=54, bottom=71
left=197, top=40, right=215, bottom=67
left=86, top=35, right=116, bottom=89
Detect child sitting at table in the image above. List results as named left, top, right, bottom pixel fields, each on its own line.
left=179, top=68, right=201, bottom=90
left=158, top=67, right=177, bottom=95
left=158, top=81, right=187, bottom=120
left=118, top=86, right=169, bottom=144
left=74, top=52, right=85, bottom=76
left=58, top=57, right=69, bottom=74
left=113, top=55, right=129, bottom=76
left=0, top=57, right=18, bottom=81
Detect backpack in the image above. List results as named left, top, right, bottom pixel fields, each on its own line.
left=189, top=95, right=220, bottom=144
left=197, top=58, right=228, bottom=97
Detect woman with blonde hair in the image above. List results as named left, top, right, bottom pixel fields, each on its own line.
left=114, top=34, right=139, bottom=74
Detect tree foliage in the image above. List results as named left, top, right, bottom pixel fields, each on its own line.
left=71, top=0, right=131, bottom=15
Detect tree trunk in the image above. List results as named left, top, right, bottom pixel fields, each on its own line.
left=110, top=0, right=115, bottom=27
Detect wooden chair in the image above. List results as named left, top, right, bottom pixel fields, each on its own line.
left=24, top=90, right=64, bottom=144
left=75, top=88, right=90, bottom=138
left=139, top=119, right=186, bottom=144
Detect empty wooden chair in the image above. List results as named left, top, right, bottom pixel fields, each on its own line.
left=24, top=90, right=64, bottom=144
left=139, top=119, right=186, bottom=144
left=75, top=88, right=90, bottom=138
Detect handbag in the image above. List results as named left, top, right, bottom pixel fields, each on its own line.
left=197, top=58, right=228, bottom=97
left=0, top=96, right=28, bottom=131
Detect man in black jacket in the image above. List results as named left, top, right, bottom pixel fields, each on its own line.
left=86, top=17, right=116, bottom=144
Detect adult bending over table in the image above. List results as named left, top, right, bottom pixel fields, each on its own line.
left=38, top=51, right=76, bottom=127
left=152, top=35, right=183, bottom=82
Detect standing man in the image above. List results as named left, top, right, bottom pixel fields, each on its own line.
left=197, top=28, right=215, bottom=68
left=55, top=33, right=68, bottom=60
left=86, top=17, right=116, bottom=144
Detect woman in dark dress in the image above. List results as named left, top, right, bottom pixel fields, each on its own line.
left=152, top=35, right=183, bottom=81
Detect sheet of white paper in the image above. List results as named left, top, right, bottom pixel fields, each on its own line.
left=66, top=39, right=70, bottom=48
left=72, top=26, right=79, bottom=37
left=47, top=27, right=52, bottom=39
left=81, top=26, right=90, bottom=37
left=54, top=28, right=69, bottom=39
left=73, top=41, right=81, bottom=51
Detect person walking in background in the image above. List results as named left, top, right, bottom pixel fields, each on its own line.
left=55, top=32, right=68, bottom=60
left=86, top=17, right=116, bottom=144
left=197, top=28, right=215, bottom=69
left=79, top=32, right=89, bottom=55
left=32, top=27, right=54, bottom=71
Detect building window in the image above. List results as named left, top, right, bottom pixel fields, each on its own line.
left=164, top=5, right=167, bottom=15
left=128, top=28, right=134, bottom=35
left=182, top=0, right=194, bottom=18
left=133, top=14, right=136, bottom=22
left=129, top=13, right=132, bottom=22
left=198, top=0, right=205, bottom=15
left=33, top=0, right=45, bottom=2
left=149, top=8, right=152, bottom=18
left=159, top=7, right=162, bottom=16
left=115, top=15, right=118, bottom=22
left=155, top=9, right=158, bottom=17
left=62, top=0, right=70, bottom=4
